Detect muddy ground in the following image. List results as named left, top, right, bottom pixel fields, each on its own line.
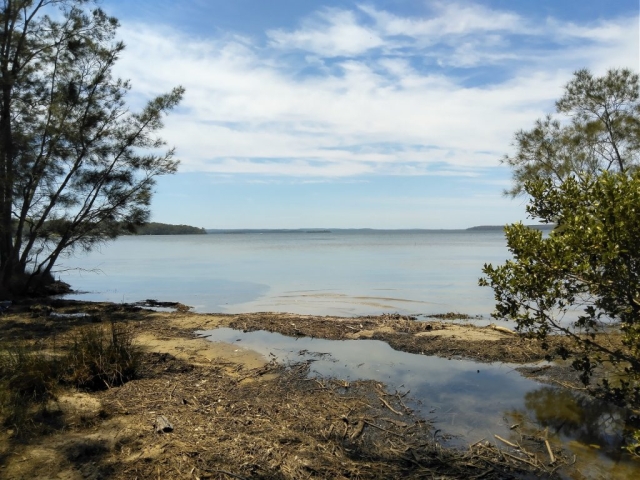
left=226, top=311, right=579, bottom=365
left=0, top=300, right=592, bottom=479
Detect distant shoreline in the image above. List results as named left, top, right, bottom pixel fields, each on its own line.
left=205, top=225, right=555, bottom=234
left=132, top=222, right=206, bottom=235
left=466, top=224, right=555, bottom=231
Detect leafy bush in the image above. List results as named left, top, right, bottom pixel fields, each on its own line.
left=481, top=172, right=640, bottom=401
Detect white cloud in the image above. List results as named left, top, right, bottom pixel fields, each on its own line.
left=113, top=3, right=639, bottom=180
left=359, top=2, right=528, bottom=39
left=267, top=9, right=384, bottom=57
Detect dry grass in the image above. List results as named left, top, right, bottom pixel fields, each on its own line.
left=0, top=320, right=140, bottom=437
left=65, top=322, right=141, bottom=390
left=94, top=355, right=567, bottom=479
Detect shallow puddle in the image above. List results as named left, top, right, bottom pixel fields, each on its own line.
left=198, top=328, right=640, bottom=479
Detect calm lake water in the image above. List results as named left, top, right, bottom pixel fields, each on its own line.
left=58, top=229, right=639, bottom=477
left=58, top=229, right=509, bottom=319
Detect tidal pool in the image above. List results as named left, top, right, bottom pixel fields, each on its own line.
left=198, top=328, right=640, bottom=479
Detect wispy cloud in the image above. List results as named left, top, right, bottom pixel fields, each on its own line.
left=267, top=9, right=384, bottom=57
left=114, top=2, right=639, bottom=180
left=359, top=2, right=528, bottom=39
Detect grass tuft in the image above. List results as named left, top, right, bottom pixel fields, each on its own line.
left=0, top=321, right=140, bottom=434
left=65, top=322, right=141, bottom=390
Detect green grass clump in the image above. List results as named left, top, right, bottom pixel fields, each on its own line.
left=65, top=322, right=140, bottom=390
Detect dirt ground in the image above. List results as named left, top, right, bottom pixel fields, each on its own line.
left=0, top=301, right=581, bottom=479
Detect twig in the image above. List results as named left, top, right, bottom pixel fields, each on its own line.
left=470, top=438, right=486, bottom=448
left=547, top=378, right=588, bottom=391
left=350, top=420, right=365, bottom=440
left=494, top=434, right=518, bottom=449
left=545, top=439, right=556, bottom=464
left=379, top=396, right=403, bottom=416
left=502, top=451, right=539, bottom=469
left=363, top=420, right=405, bottom=438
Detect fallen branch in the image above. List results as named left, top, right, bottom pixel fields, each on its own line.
left=545, top=439, right=556, bottom=464
left=379, top=396, right=403, bottom=416
left=494, top=434, right=518, bottom=449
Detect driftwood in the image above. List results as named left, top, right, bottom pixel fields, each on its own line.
left=155, top=415, right=174, bottom=433
left=545, top=439, right=556, bottom=464
left=489, top=324, right=517, bottom=335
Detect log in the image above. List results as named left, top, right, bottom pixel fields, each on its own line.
left=155, top=415, right=174, bottom=433
left=489, top=324, right=517, bottom=335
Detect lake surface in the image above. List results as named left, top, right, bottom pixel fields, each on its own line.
left=58, top=229, right=510, bottom=319
left=58, top=229, right=640, bottom=477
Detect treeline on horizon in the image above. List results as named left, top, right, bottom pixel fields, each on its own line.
left=131, top=222, right=207, bottom=235
left=115, top=224, right=555, bottom=236
left=205, top=225, right=555, bottom=234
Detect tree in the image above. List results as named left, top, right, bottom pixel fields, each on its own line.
left=481, top=172, right=640, bottom=402
left=0, top=1, right=184, bottom=296
left=503, top=69, right=639, bottom=197
left=480, top=69, right=640, bottom=414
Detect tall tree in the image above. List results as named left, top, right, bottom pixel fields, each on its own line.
left=503, top=69, right=639, bottom=197
left=481, top=69, right=640, bottom=424
left=0, top=1, right=183, bottom=296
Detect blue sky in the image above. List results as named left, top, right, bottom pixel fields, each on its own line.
left=102, top=0, right=639, bottom=229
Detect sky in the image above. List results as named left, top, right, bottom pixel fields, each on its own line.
left=101, top=0, right=639, bottom=229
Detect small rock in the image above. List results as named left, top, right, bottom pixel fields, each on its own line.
left=155, top=415, right=174, bottom=433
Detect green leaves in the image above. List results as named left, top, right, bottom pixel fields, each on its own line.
left=503, top=69, right=639, bottom=197
left=483, top=170, right=640, bottom=406
left=0, top=1, right=184, bottom=294
left=484, top=69, right=640, bottom=429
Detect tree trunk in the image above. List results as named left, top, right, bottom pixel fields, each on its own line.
left=0, top=83, right=15, bottom=295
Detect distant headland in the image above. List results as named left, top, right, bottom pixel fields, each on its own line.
left=133, top=222, right=207, bottom=235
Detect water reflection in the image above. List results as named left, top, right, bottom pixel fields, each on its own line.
left=199, top=327, right=640, bottom=479
left=515, top=386, right=640, bottom=477
left=198, top=327, right=541, bottom=443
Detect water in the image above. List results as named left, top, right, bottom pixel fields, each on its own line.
left=56, top=229, right=640, bottom=476
left=58, top=229, right=509, bottom=318
left=198, top=327, right=539, bottom=443
left=199, top=327, right=640, bottom=479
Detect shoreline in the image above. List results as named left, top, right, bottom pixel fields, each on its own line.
left=0, top=299, right=627, bottom=478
